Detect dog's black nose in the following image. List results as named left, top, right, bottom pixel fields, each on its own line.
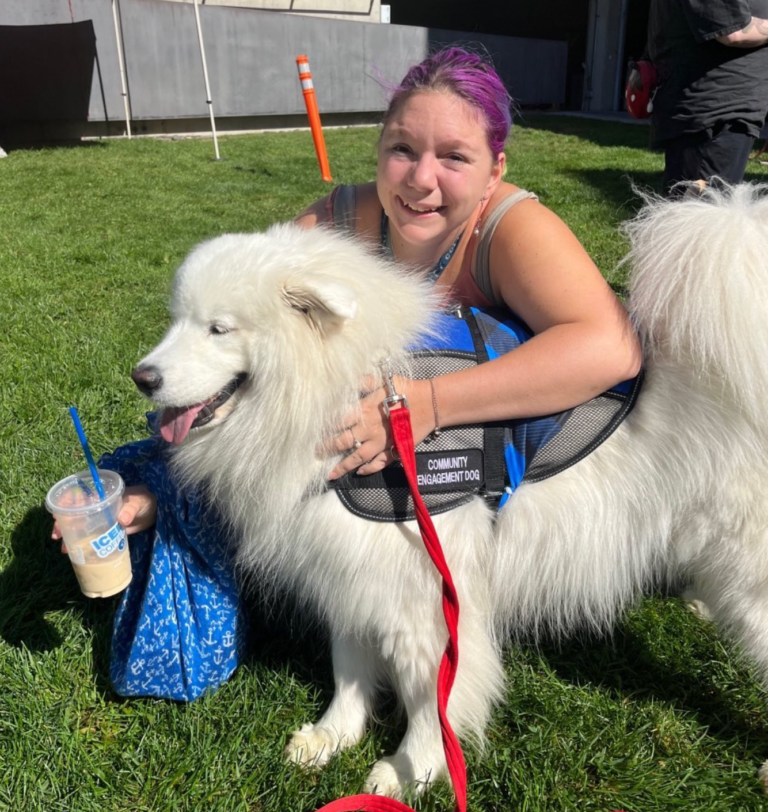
left=131, top=365, right=163, bottom=395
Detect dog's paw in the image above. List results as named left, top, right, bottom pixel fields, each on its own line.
left=758, top=759, right=768, bottom=793
left=285, top=723, right=342, bottom=769
left=364, top=755, right=434, bottom=800
left=680, top=588, right=713, bottom=622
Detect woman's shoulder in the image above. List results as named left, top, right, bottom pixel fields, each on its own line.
left=484, top=182, right=540, bottom=224
left=475, top=183, right=542, bottom=271
left=479, top=180, right=606, bottom=310
left=484, top=182, right=581, bottom=254
left=348, top=183, right=382, bottom=243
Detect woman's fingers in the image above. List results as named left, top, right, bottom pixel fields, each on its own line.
left=322, top=427, right=362, bottom=457
left=327, top=444, right=371, bottom=480
left=355, top=452, right=394, bottom=476
left=119, top=486, right=158, bottom=535
left=328, top=444, right=398, bottom=479
left=323, top=378, right=407, bottom=478
left=52, top=484, right=158, bottom=551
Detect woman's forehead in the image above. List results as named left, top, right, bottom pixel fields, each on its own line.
left=384, top=91, right=487, bottom=144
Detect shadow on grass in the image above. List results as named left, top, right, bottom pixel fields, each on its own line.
left=0, top=505, right=120, bottom=694
left=242, top=594, right=406, bottom=753
left=244, top=595, right=332, bottom=687
left=241, top=590, right=768, bottom=773
left=567, top=167, right=661, bottom=216
left=518, top=113, right=653, bottom=152
left=0, top=140, right=109, bottom=154
left=535, top=599, right=768, bottom=761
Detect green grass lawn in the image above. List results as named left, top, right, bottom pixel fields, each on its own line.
left=2, top=116, right=768, bottom=812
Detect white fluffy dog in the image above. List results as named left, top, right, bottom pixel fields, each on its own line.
left=133, top=184, right=768, bottom=798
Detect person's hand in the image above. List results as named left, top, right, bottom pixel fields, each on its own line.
left=52, top=484, right=158, bottom=553
left=326, top=375, right=436, bottom=479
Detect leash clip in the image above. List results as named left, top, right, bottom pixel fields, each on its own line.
left=380, top=358, right=408, bottom=417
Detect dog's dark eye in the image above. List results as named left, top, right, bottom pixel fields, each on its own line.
left=209, top=324, right=230, bottom=336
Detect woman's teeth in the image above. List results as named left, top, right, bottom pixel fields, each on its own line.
left=404, top=201, right=440, bottom=213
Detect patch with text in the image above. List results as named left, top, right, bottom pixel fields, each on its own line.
left=416, top=449, right=484, bottom=493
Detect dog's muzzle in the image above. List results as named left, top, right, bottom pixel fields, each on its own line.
left=134, top=371, right=248, bottom=445
left=185, top=373, right=248, bottom=429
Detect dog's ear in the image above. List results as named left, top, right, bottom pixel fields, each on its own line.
left=282, top=277, right=358, bottom=332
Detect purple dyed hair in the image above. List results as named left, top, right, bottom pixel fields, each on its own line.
left=383, top=47, right=513, bottom=157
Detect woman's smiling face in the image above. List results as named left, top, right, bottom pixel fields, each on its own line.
left=377, top=90, right=505, bottom=261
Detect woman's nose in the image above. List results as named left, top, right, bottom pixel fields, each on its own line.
left=409, top=153, right=438, bottom=191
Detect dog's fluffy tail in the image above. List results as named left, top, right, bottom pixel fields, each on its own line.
left=624, top=182, right=768, bottom=429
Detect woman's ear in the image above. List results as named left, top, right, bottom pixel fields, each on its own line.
left=485, top=152, right=506, bottom=197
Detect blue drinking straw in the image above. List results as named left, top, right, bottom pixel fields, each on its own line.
left=68, top=406, right=106, bottom=500
left=76, top=477, right=95, bottom=497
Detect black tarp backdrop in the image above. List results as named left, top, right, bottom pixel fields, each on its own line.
left=0, top=21, right=98, bottom=124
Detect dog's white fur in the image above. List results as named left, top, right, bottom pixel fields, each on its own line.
left=136, top=184, right=768, bottom=797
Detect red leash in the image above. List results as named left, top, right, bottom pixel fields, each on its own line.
left=315, top=395, right=466, bottom=812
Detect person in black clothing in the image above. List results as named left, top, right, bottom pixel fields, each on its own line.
left=648, top=0, right=768, bottom=195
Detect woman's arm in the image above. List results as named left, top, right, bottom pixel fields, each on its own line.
left=433, top=198, right=641, bottom=426
left=328, top=198, right=641, bottom=478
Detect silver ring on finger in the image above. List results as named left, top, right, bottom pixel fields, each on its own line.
left=390, top=444, right=400, bottom=461
left=349, top=428, right=362, bottom=451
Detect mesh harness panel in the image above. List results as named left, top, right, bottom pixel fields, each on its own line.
left=332, top=308, right=643, bottom=522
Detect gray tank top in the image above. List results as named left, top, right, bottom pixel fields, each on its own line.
left=331, top=184, right=538, bottom=307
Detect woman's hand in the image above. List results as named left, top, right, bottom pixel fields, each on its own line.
left=326, top=375, right=436, bottom=479
left=52, top=484, right=158, bottom=552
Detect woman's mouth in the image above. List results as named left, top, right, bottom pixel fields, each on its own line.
left=398, top=196, right=445, bottom=215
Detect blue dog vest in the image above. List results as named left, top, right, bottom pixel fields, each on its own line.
left=333, top=307, right=643, bottom=522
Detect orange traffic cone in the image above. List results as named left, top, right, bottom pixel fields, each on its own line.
left=296, top=54, right=332, bottom=182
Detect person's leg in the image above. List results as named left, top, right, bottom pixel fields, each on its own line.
left=663, top=125, right=755, bottom=197
left=662, top=132, right=704, bottom=196
left=697, top=124, right=755, bottom=186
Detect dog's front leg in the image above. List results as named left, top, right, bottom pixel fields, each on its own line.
left=363, top=639, right=446, bottom=800
left=285, top=632, right=378, bottom=769
left=364, top=589, right=503, bottom=800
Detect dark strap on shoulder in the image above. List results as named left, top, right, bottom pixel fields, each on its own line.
left=331, top=184, right=357, bottom=235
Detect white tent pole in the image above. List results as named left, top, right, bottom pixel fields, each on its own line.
left=192, top=0, right=221, bottom=160
left=111, top=0, right=132, bottom=137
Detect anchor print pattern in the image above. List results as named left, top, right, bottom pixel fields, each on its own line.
left=101, top=431, right=247, bottom=701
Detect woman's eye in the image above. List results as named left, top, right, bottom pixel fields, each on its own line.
left=209, top=324, right=230, bottom=336
left=391, top=144, right=413, bottom=155
left=446, top=153, right=467, bottom=163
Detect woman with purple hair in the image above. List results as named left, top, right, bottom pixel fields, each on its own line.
left=299, top=47, right=642, bottom=477
left=89, top=47, right=641, bottom=534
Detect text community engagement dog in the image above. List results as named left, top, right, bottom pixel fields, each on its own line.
left=132, top=185, right=768, bottom=799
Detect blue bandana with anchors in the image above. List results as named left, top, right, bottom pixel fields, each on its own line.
left=99, top=433, right=247, bottom=702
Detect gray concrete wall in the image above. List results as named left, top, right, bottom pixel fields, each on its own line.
left=161, top=0, right=383, bottom=25
left=0, top=0, right=568, bottom=139
left=119, top=0, right=428, bottom=119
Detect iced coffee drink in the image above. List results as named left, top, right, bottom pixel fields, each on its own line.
left=46, top=469, right=132, bottom=598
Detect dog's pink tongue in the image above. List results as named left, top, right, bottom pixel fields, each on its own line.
left=160, top=403, right=208, bottom=445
